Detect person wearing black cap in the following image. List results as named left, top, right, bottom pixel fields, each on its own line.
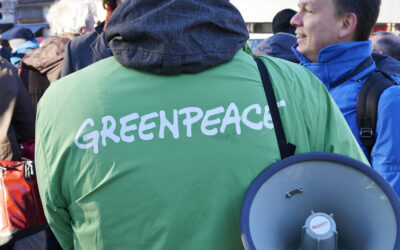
left=272, top=8, right=297, bottom=35
left=9, top=28, right=39, bottom=67
left=253, top=8, right=299, bottom=63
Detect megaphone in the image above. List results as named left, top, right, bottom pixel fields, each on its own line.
left=240, top=152, right=400, bottom=250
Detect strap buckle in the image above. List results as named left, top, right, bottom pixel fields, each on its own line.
left=360, top=127, right=373, bottom=139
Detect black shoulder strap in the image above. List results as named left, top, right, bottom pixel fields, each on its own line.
left=330, top=57, right=374, bottom=88
left=357, top=69, right=396, bottom=155
left=254, top=57, right=296, bottom=159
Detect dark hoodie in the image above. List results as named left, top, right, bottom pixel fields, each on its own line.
left=105, top=0, right=249, bottom=75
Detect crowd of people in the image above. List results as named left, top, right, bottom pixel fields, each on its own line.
left=0, top=0, right=400, bottom=249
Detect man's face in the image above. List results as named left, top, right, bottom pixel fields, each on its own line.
left=290, top=0, right=344, bottom=62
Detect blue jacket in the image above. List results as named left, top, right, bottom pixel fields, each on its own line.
left=10, top=39, right=39, bottom=67
left=293, top=41, right=400, bottom=195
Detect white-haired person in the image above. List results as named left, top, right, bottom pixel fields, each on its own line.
left=61, top=0, right=126, bottom=77
left=20, top=0, right=97, bottom=110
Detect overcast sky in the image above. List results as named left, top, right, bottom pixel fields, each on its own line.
left=230, top=0, right=399, bottom=23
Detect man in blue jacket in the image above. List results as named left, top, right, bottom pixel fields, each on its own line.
left=291, top=0, right=400, bottom=195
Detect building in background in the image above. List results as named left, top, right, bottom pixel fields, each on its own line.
left=15, top=0, right=54, bottom=24
left=0, top=0, right=16, bottom=33
left=0, top=0, right=55, bottom=39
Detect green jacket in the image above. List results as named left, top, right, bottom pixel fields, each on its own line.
left=35, top=50, right=368, bottom=250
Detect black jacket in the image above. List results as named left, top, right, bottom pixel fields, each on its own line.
left=60, top=22, right=111, bottom=77
left=0, top=57, right=35, bottom=160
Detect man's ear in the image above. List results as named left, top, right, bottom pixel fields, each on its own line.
left=338, top=12, right=357, bottom=40
left=78, top=27, right=87, bottom=36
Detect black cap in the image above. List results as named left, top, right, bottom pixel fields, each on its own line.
left=9, top=28, right=35, bottom=41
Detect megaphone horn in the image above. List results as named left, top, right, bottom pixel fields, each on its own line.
left=240, top=152, right=400, bottom=250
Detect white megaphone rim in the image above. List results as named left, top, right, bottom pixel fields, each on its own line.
left=240, top=152, right=400, bottom=250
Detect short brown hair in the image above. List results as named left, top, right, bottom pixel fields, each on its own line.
left=103, top=0, right=117, bottom=10
left=333, top=0, right=381, bottom=41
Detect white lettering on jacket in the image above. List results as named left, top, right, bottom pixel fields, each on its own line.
left=74, top=101, right=287, bottom=154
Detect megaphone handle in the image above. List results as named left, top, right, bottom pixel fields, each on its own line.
left=253, top=56, right=296, bottom=159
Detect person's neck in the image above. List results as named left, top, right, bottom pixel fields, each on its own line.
left=297, top=41, right=373, bottom=86
left=61, top=33, right=75, bottom=40
left=104, top=7, right=115, bottom=30
left=310, top=36, right=355, bottom=62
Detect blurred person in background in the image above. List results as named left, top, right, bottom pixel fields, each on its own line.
left=253, top=8, right=299, bottom=63
left=0, top=56, right=40, bottom=250
left=371, top=31, right=400, bottom=61
left=9, top=28, right=38, bottom=67
left=272, top=8, right=297, bottom=35
left=60, top=0, right=126, bottom=77
left=0, top=57, right=34, bottom=161
left=21, top=0, right=97, bottom=110
left=0, top=39, right=11, bottom=62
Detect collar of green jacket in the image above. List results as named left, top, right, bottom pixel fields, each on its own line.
left=105, top=0, right=249, bottom=75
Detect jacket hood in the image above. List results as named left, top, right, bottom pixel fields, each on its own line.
left=22, top=36, right=70, bottom=82
left=253, top=33, right=298, bottom=63
left=105, top=0, right=249, bottom=74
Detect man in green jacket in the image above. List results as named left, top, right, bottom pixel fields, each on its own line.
left=35, top=0, right=367, bottom=249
